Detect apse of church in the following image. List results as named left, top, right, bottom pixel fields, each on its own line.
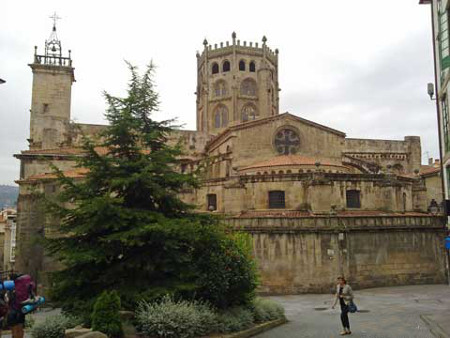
left=196, top=32, right=279, bottom=134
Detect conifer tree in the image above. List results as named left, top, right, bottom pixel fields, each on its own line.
left=45, top=63, right=258, bottom=322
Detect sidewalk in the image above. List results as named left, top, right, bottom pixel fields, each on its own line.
left=256, top=284, right=450, bottom=338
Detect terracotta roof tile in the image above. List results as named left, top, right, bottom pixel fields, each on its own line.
left=235, top=210, right=429, bottom=218
left=420, top=166, right=440, bottom=176
left=21, top=147, right=109, bottom=156
left=26, top=168, right=89, bottom=181
left=240, top=155, right=344, bottom=171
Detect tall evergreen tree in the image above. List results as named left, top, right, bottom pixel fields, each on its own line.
left=45, top=63, right=257, bottom=322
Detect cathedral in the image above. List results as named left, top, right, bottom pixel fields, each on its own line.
left=14, top=24, right=447, bottom=294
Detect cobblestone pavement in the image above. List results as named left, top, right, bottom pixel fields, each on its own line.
left=256, top=284, right=450, bottom=338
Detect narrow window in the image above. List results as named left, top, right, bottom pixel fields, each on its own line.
left=214, top=80, right=227, bottom=97
left=207, top=194, right=217, bottom=211
left=240, top=78, right=257, bottom=96
left=239, top=60, right=246, bottom=71
left=269, top=191, right=285, bottom=209
left=222, top=108, right=228, bottom=127
left=249, top=61, right=256, bottom=72
left=346, top=190, right=361, bottom=208
left=43, top=103, right=49, bottom=113
left=212, top=62, right=219, bottom=74
left=242, top=104, right=257, bottom=122
left=214, top=105, right=228, bottom=128
left=214, top=111, right=221, bottom=128
left=223, top=60, right=231, bottom=72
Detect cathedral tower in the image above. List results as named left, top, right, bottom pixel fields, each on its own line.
left=29, top=14, right=74, bottom=150
left=196, top=33, right=279, bottom=134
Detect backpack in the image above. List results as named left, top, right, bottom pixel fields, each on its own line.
left=12, top=275, right=35, bottom=311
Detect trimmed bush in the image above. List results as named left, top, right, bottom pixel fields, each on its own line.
left=135, top=296, right=217, bottom=338
left=91, top=290, right=123, bottom=338
left=216, top=307, right=254, bottom=333
left=252, top=298, right=285, bottom=323
left=193, top=231, right=259, bottom=309
left=31, top=314, right=82, bottom=338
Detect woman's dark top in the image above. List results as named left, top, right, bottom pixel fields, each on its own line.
left=339, top=286, right=346, bottom=308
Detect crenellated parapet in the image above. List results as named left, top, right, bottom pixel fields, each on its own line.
left=197, top=35, right=278, bottom=69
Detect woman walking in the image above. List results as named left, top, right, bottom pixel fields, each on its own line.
left=331, top=276, right=354, bottom=335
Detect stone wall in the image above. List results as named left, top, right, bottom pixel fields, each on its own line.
left=344, top=136, right=421, bottom=173
left=227, top=215, right=447, bottom=294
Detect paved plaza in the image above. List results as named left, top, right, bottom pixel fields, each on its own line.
left=256, top=284, right=450, bottom=338
left=1, top=285, right=449, bottom=337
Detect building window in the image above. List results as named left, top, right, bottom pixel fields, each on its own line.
left=240, top=78, right=257, bottom=96
left=242, top=104, right=257, bottom=122
left=269, top=191, right=285, bottom=209
left=443, top=98, right=450, bottom=152
left=446, top=166, right=450, bottom=197
left=249, top=61, right=256, bottom=72
left=239, top=60, right=246, bottom=71
left=212, top=62, right=219, bottom=74
left=223, top=60, right=231, bottom=72
left=346, top=190, right=361, bottom=208
left=43, top=103, right=49, bottom=113
left=214, top=105, right=228, bottom=128
left=214, top=111, right=221, bottom=128
left=438, top=2, right=450, bottom=69
left=207, top=194, right=217, bottom=211
left=274, top=128, right=300, bottom=155
left=214, top=80, right=228, bottom=97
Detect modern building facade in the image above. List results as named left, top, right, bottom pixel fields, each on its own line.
left=420, top=0, right=449, bottom=218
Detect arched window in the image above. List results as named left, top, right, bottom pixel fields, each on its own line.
left=239, top=60, right=246, bottom=71
left=214, top=80, right=228, bottom=97
left=242, top=104, right=258, bottom=122
left=240, top=78, right=257, bottom=96
left=223, top=60, right=231, bottom=72
left=212, top=62, right=219, bottom=74
left=249, top=61, right=256, bottom=72
left=214, top=110, right=221, bottom=128
left=214, top=105, right=229, bottom=128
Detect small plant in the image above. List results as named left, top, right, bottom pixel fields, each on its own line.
left=135, top=296, right=217, bottom=338
left=216, top=307, right=254, bottom=333
left=252, top=298, right=285, bottom=323
left=24, top=314, right=36, bottom=329
left=91, top=290, right=123, bottom=338
left=31, top=314, right=81, bottom=338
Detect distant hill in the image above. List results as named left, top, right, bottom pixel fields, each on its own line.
left=0, top=185, right=18, bottom=208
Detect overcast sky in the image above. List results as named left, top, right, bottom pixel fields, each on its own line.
left=0, top=0, right=438, bottom=185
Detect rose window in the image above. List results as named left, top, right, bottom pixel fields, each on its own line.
left=274, top=128, right=300, bottom=155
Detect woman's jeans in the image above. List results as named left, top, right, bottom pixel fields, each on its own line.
left=340, top=304, right=350, bottom=329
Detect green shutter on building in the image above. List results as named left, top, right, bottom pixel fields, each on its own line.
left=439, top=7, right=450, bottom=73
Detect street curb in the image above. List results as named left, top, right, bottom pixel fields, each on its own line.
left=210, top=317, right=287, bottom=338
left=420, top=314, right=449, bottom=338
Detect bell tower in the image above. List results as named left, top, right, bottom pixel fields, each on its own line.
left=29, top=13, right=75, bottom=150
left=196, top=32, right=279, bottom=134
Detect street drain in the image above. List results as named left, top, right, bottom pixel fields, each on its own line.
left=357, top=310, right=370, bottom=313
left=314, top=307, right=328, bottom=311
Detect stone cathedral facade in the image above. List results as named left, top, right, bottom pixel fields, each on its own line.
left=14, top=26, right=447, bottom=294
